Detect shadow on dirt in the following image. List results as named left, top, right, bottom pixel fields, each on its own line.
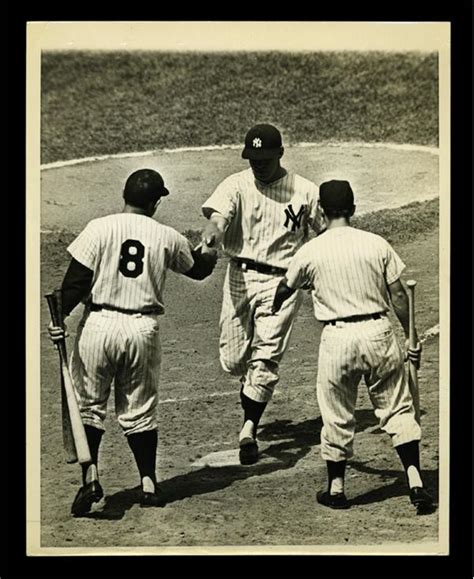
left=88, top=406, right=394, bottom=520
left=87, top=416, right=323, bottom=520
left=83, top=487, right=143, bottom=520
left=348, top=460, right=438, bottom=513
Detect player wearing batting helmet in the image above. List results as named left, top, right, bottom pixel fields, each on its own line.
left=48, top=168, right=217, bottom=516
left=201, top=124, right=325, bottom=465
left=272, top=180, right=434, bottom=514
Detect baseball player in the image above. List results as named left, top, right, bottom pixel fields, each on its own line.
left=272, top=180, right=434, bottom=513
left=201, top=124, right=324, bottom=465
left=48, top=168, right=217, bottom=516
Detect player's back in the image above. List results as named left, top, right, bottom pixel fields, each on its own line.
left=69, top=213, right=188, bottom=314
left=301, top=226, right=401, bottom=320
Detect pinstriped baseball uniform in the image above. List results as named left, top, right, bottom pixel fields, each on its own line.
left=285, top=226, right=421, bottom=461
left=202, top=168, right=320, bottom=402
left=67, top=213, right=194, bottom=434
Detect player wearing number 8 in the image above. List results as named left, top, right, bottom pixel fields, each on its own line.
left=47, top=168, right=217, bottom=516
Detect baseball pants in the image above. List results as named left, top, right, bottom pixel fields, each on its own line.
left=70, top=309, right=161, bottom=435
left=219, top=261, right=302, bottom=403
left=316, top=315, right=421, bottom=462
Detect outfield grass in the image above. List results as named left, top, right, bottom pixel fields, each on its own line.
left=41, top=51, right=438, bottom=164
left=352, top=198, right=439, bottom=245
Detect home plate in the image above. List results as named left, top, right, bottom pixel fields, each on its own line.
left=191, top=448, right=276, bottom=468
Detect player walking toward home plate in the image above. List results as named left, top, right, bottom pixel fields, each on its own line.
left=48, top=168, right=217, bottom=516
left=201, top=124, right=324, bottom=465
left=272, top=180, right=435, bottom=513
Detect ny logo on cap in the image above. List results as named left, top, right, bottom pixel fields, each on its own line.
left=252, top=137, right=262, bottom=148
left=284, top=204, right=306, bottom=232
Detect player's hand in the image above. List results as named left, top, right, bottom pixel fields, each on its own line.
left=200, top=238, right=218, bottom=258
left=194, top=241, right=218, bottom=264
left=299, top=281, right=313, bottom=291
left=48, top=321, right=68, bottom=344
left=405, top=339, right=422, bottom=369
left=201, top=243, right=218, bottom=271
left=202, top=221, right=223, bottom=248
left=313, top=200, right=328, bottom=235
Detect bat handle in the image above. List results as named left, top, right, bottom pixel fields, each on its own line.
left=45, top=291, right=67, bottom=360
left=406, top=279, right=417, bottom=348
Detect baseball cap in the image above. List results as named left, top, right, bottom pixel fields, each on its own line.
left=123, top=168, right=169, bottom=207
left=319, top=180, right=355, bottom=211
left=241, top=124, right=283, bottom=160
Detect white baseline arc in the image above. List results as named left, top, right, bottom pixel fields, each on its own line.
left=40, top=141, right=439, bottom=171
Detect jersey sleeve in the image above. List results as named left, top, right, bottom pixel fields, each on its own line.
left=168, top=231, right=195, bottom=274
left=67, top=221, right=100, bottom=270
left=285, top=246, right=311, bottom=290
left=201, top=175, right=238, bottom=222
left=383, top=241, right=406, bottom=284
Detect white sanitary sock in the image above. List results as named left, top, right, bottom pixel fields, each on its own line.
left=330, top=477, right=344, bottom=495
left=239, top=419, right=255, bottom=442
left=142, top=475, right=155, bottom=493
left=407, top=465, right=423, bottom=488
left=85, top=464, right=98, bottom=484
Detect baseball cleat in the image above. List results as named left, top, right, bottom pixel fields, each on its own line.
left=71, top=480, right=104, bottom=516
left=409, top=486, right=435, bottom=514
left=316, top=490, right=350, bottom=510
left=139, top=487, right=166, bottom=508
left=239, top=438, right=259, bottom=465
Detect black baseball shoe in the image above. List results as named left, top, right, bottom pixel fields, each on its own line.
left=316, top=490, right=350, bottom=510
left=140, top=486, right=166, bottom=508
left=409, top=487, right=435, bottom=514
left=239, top=438, right=259, bottom=465
left=71, top=480, right=104, bottom=516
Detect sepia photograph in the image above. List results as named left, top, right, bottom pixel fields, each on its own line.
left=26, top=20, right=450, bottom=556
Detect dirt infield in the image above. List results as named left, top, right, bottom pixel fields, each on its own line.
left=39, top=220, right=440, bottom=551
left=41, top=143, right=439, bottom=234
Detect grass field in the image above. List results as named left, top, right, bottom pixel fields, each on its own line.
left=41, top=51, right=438, bottom=163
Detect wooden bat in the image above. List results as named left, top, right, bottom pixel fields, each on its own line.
left=406, top=280, right=421, bottom=425
left=45, top=291, right=91, bottom=464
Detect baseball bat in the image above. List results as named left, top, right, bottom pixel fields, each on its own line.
left=45, top=291, right=91, bottom=464
left=406, top=280, right=421, bottom=425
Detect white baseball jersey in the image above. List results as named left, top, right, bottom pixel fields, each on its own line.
left=284, top=225, right=420, bottom=460
left=202, top=168, right=321, bottom=268
left=67, top=213, right=194, bottom=314
left=285, top=227, right=406, bottom=320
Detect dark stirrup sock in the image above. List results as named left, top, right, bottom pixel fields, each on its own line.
left=240, top=388, right=268, bottom=435
left=395, top=440, right=423, bottom=487
left=326, top=460, right=347, bottom=494
left=127, top=430, right=158, bottom=483
left=81, top=425, right=104, bottom=485
left=395, top=440, right=421, bottom=471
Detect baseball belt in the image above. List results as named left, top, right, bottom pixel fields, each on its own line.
left=324, top=313, right=384, bottom=326
left=232, top=257, right=287, bottom=276
left=89, top=303, right=162, bottom=315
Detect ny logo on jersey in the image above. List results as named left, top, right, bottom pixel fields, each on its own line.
left=284, top=204, right=306, bottom=232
